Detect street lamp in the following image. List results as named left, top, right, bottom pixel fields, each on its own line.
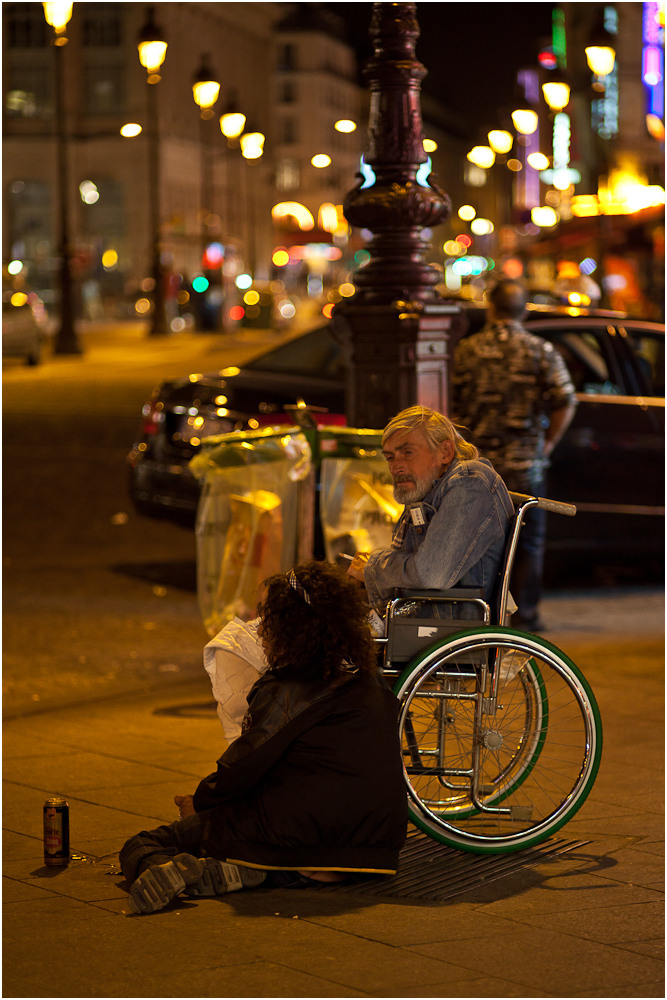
left=511, top=109, right=539, bottom=135
left=192, top=55, right=221, bottom=330
left=585, top=9, right=616, bottom=79
left=487, top=129, right=513, bottom=154
left=42, top=1, right=81, bottom=354
left=192, top=56, right=220, bottom=245
left=239, top=126, right=265, bottom=279
left=542, top=72, right=571, bottom=112
left=239, top=129, right=265, bottom=160
left=467, top=145, right=496, bottom=168
left=137, top=6, right=168, bottom=335
left=219, top=95, right=246, bottom=141
left=192, top=55, right=221, bottom=120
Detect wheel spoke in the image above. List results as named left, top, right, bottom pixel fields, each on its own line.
left=395, top=631, right=602, bottom=853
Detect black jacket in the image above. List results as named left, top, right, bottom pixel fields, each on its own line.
left=193, top=668, right=408, bottom=873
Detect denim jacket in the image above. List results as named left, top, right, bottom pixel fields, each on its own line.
left=364, top=456, right=514, bottom=610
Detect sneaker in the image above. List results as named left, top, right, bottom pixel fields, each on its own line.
left=128, top=853, right=204, bottom=914
left=184, top=858, right=267, bottom=897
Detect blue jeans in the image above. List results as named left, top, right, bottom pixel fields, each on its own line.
left=504, top=471, right=547, bottom=624
left=119, top=813, right=210, bottom=883
left=119, top=815, right=334, bottom=890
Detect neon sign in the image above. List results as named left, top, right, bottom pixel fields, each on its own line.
left=643, top=2, right=665, bottom=119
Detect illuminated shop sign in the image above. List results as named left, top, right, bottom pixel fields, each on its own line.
left=643, top=1, right=665, bottom=118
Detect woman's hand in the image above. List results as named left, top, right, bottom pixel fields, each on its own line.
left=174, top=794, right=195, bottom=819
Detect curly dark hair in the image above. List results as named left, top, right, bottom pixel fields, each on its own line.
left=256, top=561, right=378, bottom=681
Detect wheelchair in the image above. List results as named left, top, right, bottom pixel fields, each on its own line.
left=376, top=493, right=603, bottom=856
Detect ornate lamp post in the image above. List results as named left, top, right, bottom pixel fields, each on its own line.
left=42, top=1, right=81, bottom=354
left=333, top=3, right=460, bottom=429
left=137, top=6, right=168, bottom=336
left=239, top=125, right=265, bottom=280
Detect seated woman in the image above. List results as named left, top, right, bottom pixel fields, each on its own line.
left=120, top=561, right=408, bottom=914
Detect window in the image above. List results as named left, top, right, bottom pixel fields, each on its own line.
left=79, top=178, right=125, bottom=242
left=548, top=329, right=620, bottom=394
left=5, top=3, right=49, bottom=48
left=5, top=64, right=51, bottom=117
left=83, top=58, right=125, bottom=114
left=279, top=80, right=297, bottom=104
left=280, top=116, right=298, bottom=145
left=7, top=179, right=52, bottom=261
left=276, top=159, right=300, bottom=191
left=82, top=3, right=122, bottom=46
left=277, top=43, right=297, bottom=71
left=623, top=328, right=665, bottom=397
left=5, top=4, right=51, bottom=116
left=79, top=4, right=124, bottom=114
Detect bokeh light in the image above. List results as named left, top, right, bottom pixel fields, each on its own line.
left=458, top=205, right=476, bottom=221
left=120, top=123, right=142, bottom=138
left=272, top=249, right=290, bottom=266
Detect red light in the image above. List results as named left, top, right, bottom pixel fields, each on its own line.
left=202, top=242, right=224, bottom=269
left=538, top=49, right=558, bottom=69
left=322, top=303, right=335, bottom=319
left=456, top=234, right=472, bottom=248
left=141, top=402, right=162, bottom=435
left=229, top=305, right=245, bottom=321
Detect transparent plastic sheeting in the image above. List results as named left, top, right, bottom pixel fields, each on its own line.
left=319, top=455, right=400, bottom=561
left=190, top=425, right=399, bottom=636
left=190, top=428, right=312, bottom=636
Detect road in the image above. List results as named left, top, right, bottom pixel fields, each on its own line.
left=2, top=319, right=306, bottom=718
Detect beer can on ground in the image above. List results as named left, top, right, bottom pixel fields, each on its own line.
left=43, top=796, right=70, bottom=866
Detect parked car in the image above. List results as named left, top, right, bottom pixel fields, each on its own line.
left=127, top=308, right=664, bottom=572
left=2, top=277, right=48, bottom=365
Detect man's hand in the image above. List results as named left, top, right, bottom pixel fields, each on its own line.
left=174, top=794, right=195, bottom=819
left=347, top=551, right=370, bottom=583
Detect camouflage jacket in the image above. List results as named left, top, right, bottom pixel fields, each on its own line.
left=452, top=320, right=577, bottom=476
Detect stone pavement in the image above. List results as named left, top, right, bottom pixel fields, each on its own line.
left=3, top=587, right=664, bottom=999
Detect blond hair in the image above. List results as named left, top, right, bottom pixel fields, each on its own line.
left=382, top=406, right=478, bottom=461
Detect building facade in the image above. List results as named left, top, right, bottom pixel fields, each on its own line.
left=3, top=2, right=281, bottom=322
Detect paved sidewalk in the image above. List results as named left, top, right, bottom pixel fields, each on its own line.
left=3, top=588, right=664, bottom=998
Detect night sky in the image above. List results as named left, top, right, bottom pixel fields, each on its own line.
left=326, top=2, right=556, bottom=134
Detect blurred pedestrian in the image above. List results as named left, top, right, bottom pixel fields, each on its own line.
left=452, top=280, right=577, bottom=629
left=119, top=561, right=407, bottom=914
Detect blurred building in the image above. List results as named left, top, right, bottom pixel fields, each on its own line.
left=269, top=4, right=365, bottom=302
left=3, top=2, right=382, bottom=327
left=524, top=1, right=665, bottom=316
left=439, top=2, right=665, bottom=316
left=3, top=2, right=284, bottom=325
left=0, top=1, right=512, bottom=329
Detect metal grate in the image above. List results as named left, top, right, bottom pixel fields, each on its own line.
left=318, top=829, right=592, bottom=901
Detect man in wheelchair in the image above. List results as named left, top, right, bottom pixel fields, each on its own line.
left=347, top=405, right=515, bottom=626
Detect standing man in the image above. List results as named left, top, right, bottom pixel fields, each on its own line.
left=347, top=406, right=515, bottom=610
left=452, top=280, right=577, bottom=630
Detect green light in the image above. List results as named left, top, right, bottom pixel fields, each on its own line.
left=192, top=275, right=209, bottom=293
left=552, top=7, right=567, bottom=67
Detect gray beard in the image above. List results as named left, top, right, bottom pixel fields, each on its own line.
left=393, top=475, right=432, bottom=504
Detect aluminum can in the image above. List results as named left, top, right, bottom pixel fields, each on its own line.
left=43, top=796, right=70, bottom=866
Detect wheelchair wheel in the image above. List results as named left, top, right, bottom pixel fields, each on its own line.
left=394, top=627, right=602, bottom=854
